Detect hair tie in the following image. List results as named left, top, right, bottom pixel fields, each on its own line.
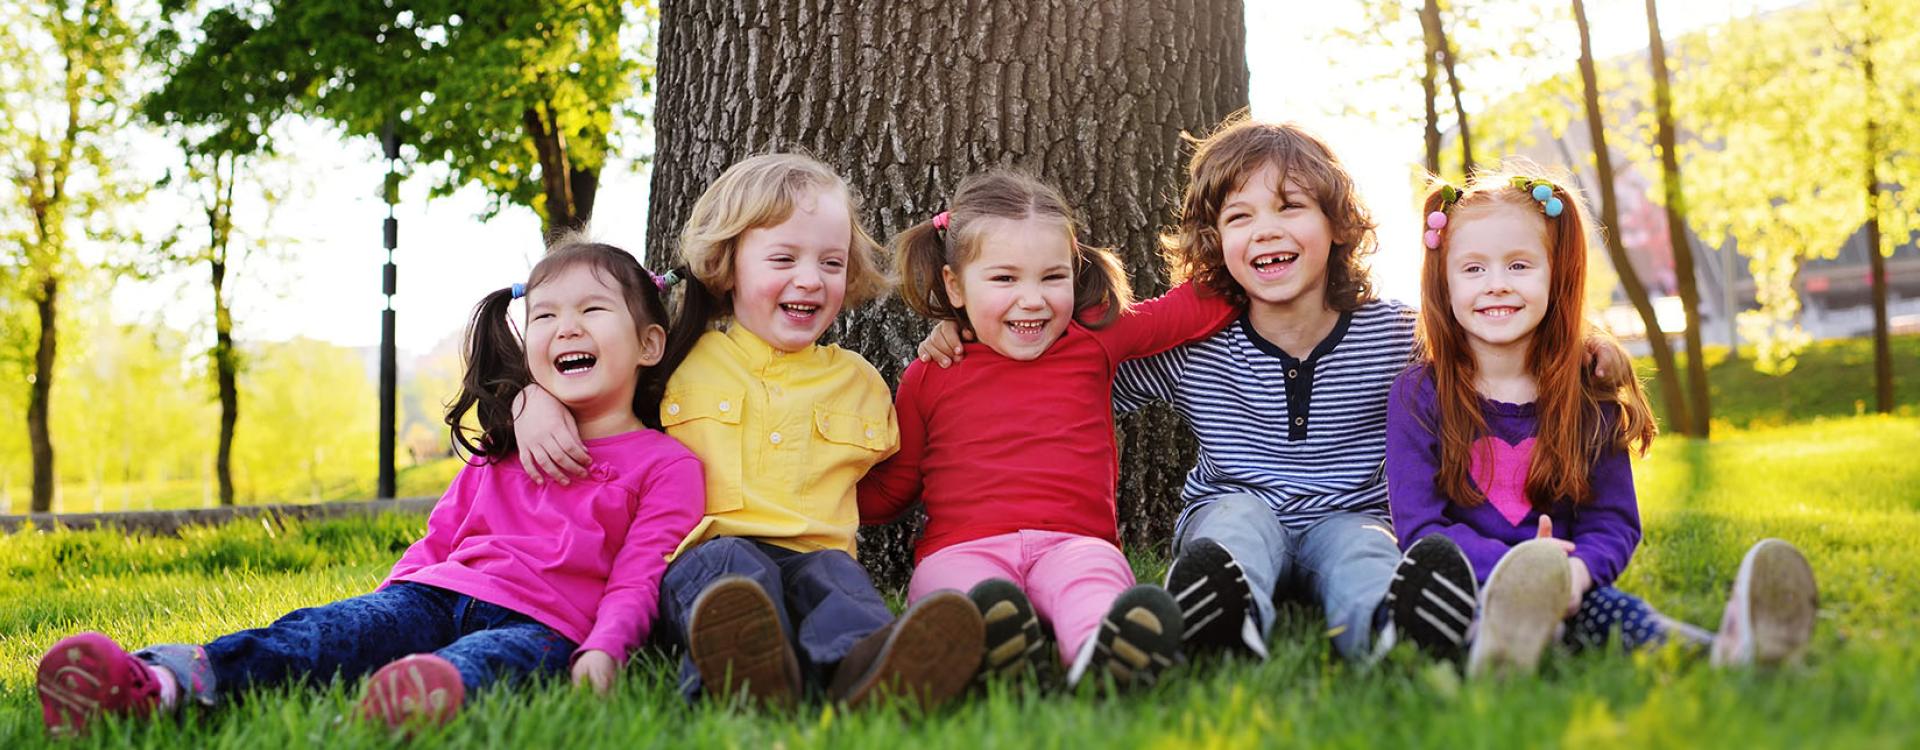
left=510, top=282, right=526, bottom=300
left=1424, top=184, right=1463, bottom=249
left=1510, top=176, right=1566, bottom=217
left=931, top=211, right=950, bottom=234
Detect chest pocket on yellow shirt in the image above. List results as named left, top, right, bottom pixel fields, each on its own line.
left=812, top=407, right=891, bottom=454
left=662, top=387, right=746, bottom=513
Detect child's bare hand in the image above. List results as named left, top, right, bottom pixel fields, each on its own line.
left=1566, top=557, right=1593, bottom=616
left=916, top=322, right=971, bottom=368
left=571, top=649, right=617, bottom=695
left=1535, top=516, right=1576, bottom=555
left=514, top=385, right=590, bottom=485
left=1584, top=335, right=1633, bottom=388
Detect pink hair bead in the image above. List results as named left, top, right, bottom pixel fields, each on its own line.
left=1423, top=229, right=1442, bottom=249
left=1426, top=211, right=1448, bottom=229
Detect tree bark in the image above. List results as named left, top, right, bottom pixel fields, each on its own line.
left=1421, top=0, right=1442, bottom=175
left=1644, top=0, right=1711, bottom=436
left=1573, top=0, right=1692, bottom=435
left=208, top=159, right=239, bottom=506
left=648, top=0, right=1248, bottom=589
left=1422, top=0, right=1473, bottom=175
left=1859, top=2, right=1893, bottom=414
left=524, top=102, right=578, bottom=238
left=29, top=276, right=57, bottom=514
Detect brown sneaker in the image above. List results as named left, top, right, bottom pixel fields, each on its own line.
left=828, top=590, right=984, bottom=710
left=688, top=576, right=801, bottom=707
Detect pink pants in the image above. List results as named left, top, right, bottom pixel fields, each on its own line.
left=906, top=530, right=1135, bottom=664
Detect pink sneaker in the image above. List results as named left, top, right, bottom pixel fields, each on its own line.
left=358, top=654, right=465, bottom=728
left=36, top=632, right=164, bottom=737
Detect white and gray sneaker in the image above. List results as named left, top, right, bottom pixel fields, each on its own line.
left=1466, top=538, right=1571, bottom=678
left=1164, top=538, right=1268, bottom=659
left=1385, top=535, right=1480, bottom=662
left=1711, top=538, right=1818, bottom=668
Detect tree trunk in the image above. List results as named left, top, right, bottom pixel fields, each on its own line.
left=1422, top=0, right=1473, bottom=175
left=1573, top=0, right=1692, bottom=435
left=1421, top=0, right=1442, bottom=175
left=524, top=103, right=578, bottom=238
left=29, top=275, right=57, bottom=513
left=648, top=0, right=1248, bottom=589
left=1644, top=0, right=1711, bottom=437
left=1861, top=3, right=1893, bottom=414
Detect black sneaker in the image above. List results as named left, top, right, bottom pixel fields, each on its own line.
left=1385, top=535, right=1480, bottom=662
left=1067, top=584, right=1184, bottom=690
left=1165, top=538, right=1263, bottom=658
left=967, top=579, right=1048, bottom=680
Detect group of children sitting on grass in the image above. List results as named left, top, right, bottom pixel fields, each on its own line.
left=35, top=116, right=1820, bottom=737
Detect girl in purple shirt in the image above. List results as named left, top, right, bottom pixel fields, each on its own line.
left=1385, top=167, right=1819, bottom=677
left=37, top=240, right=705, bottom=736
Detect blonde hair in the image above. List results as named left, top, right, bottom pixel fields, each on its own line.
left=678, top=152, right=890, bottom=308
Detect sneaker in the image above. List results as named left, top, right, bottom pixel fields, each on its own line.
left=1067, top=584, right=1184, bottom=690
left=1466, top=539, right=1570, bottom=678
left=37, top=632, right=165, bottom=737
left=688, top=576, right=802, bottom=707
left=1164, top=538, right=1265, bottom=658
left=828, top=590, right=984, bottom=710
left=968, top=579, right=1048, bottom=679
left=1711, top=539, right=1818, bottom=668
left=359, top=653, right=465, bottom=728
left=1387, top=535, right=1480, bottom=662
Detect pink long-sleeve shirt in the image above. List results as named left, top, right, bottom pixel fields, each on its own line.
left=382, top=428, right=705, bottom=664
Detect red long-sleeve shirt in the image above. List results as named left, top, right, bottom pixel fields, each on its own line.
left=858, top=282, right=1235, bottom=561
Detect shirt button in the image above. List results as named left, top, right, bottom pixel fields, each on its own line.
left=666, top=403, right=680, bottom=416
left=769, top=432, right=782, bottom=445
left=1287, top=369, right=1298, bottom=379
left=865, top=428, right=876, bottom=439
left=768, top=385, right=783, bottom=397
left=718, top=400, right=731, bottom=412
left=1294, top=417, right=1305, bottom=426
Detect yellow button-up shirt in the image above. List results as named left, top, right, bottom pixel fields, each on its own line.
left=663, top=324, right=899, bottom=558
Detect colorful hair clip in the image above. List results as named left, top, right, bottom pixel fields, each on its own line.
left=1425, top=183, right=1463, bottom=249
left=1510, top=176, right=1565, bottom=218
left=655, top=269, right=681, bottom=290
left=931, top=211, right=951, bottom=233
left=510, top=283, right=526, bottom=300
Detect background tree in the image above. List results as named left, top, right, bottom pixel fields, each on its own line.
left=1643, top=0, right=1712, bottom=435
left=1420, top=0, right=1474, bottom=175
left=646, top=0, right=1248, bottom=587
left=1572, top=0, right=1694, bottom=434
left=0, top=0, right=141, bottom=513
left=153, top=0, right=650, bottom=237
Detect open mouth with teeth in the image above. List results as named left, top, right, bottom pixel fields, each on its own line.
left=779, top=302, right=820, bottom=321
left=555, top=352, right=598, bottom=374
left=1250, top=251, right=1299, bottom=277
left=1475, top=306, right=1522, bottom=319
left=1006, top=319, right=1049, bottom=338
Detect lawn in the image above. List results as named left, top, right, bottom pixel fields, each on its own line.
left=1, top=412, right=1915, bottom=748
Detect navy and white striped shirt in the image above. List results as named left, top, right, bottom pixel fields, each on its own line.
left=1113, top=299, right=1418, bottom=536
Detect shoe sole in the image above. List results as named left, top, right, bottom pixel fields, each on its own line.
left=843, top=591, right=985, bottom=710
left=1744, top=539, right=1818, bottom=666
left=1389, top=536, right=1479, bottom=661
left=1165, top=539, right=1254, bottom=654
left=37, top=633, right=153, bottom=737
left=969, top=580, right=1047, bottom=679
left=359, top=654, right=464, bottom=728
left=1081, top=586, right=1183, bottom=690
left=688, top=577, right=800, bottom=707
left=1467, top=539, right=1569, bottom=678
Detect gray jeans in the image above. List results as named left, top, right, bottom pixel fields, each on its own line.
left=1174, top=494, right=1400, bottom=661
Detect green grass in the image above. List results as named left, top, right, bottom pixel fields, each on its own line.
left=2, top=415, right=1915, bottom=748
left=1642, top=334, right=1920, bottom=430
left=1, top=458, right=464, bottom=516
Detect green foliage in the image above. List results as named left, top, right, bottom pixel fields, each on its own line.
left=229, top=337, right=377, bottom=504
left=147, top=0, right=652, bottom=227
left=1641, top=334, right=1920, bottom=430
left=1, top=417, right=1916, bottom=747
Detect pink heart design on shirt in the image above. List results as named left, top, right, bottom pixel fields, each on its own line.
left=1469, top=435, right=1536, bottom=526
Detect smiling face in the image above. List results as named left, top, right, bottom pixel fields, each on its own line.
left=729, top=188, right=853, bottom=352
left=1443, top=203, right=1552, bottom=361
left=942, top=217, right=1077, bottom=361
left=523, top=263, right=664, bottom=428
left=1217, top=162, right=1335, bottom=316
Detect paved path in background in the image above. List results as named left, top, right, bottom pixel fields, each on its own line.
left=0, top=497, right=438, bottom=534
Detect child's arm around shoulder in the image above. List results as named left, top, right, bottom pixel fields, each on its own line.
left=858, top=359, right=932, bottom=524
left=1383, top=366, right=1513, bottom=580
left=1091, top=280, right=1239, bottom=362
left=577, top=443, right=706, bottom=676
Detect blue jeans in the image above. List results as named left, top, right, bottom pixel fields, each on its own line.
left=1174, top=494, right=1401, bottom=660
left=656, top=537, right=893, bottom=699
left=195, top=582, right=575, bottom=700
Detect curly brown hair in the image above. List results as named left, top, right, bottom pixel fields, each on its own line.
left=1160, top=115, right=1377, bottom=312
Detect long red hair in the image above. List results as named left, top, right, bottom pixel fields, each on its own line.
left=1414, top=165, right=1655, bottom=509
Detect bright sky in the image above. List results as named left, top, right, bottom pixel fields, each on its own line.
left=106, top=0, right=1798, bottom=358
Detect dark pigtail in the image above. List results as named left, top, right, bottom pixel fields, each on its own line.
left=1072, top=244, right=1134, bottom=329
left=652, top=265, right=722, bottom=403
left=893, top=220, right=964, bottom=323
left=446, top=287, right=530, bottom=462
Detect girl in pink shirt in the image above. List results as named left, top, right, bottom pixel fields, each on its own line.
left=36, top=239, right=705, bottom=736
left=859, top=170, right=1236, bottom=690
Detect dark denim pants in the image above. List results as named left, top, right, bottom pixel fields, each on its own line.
left=656, top=537, right=893, bottom=699
left=200, top=581, right=576, bottom=699
left=1563, top=586, right=1667, bottom=651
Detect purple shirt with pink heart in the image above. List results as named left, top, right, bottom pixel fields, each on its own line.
left=1382, top=364, right=1641, bottom=587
